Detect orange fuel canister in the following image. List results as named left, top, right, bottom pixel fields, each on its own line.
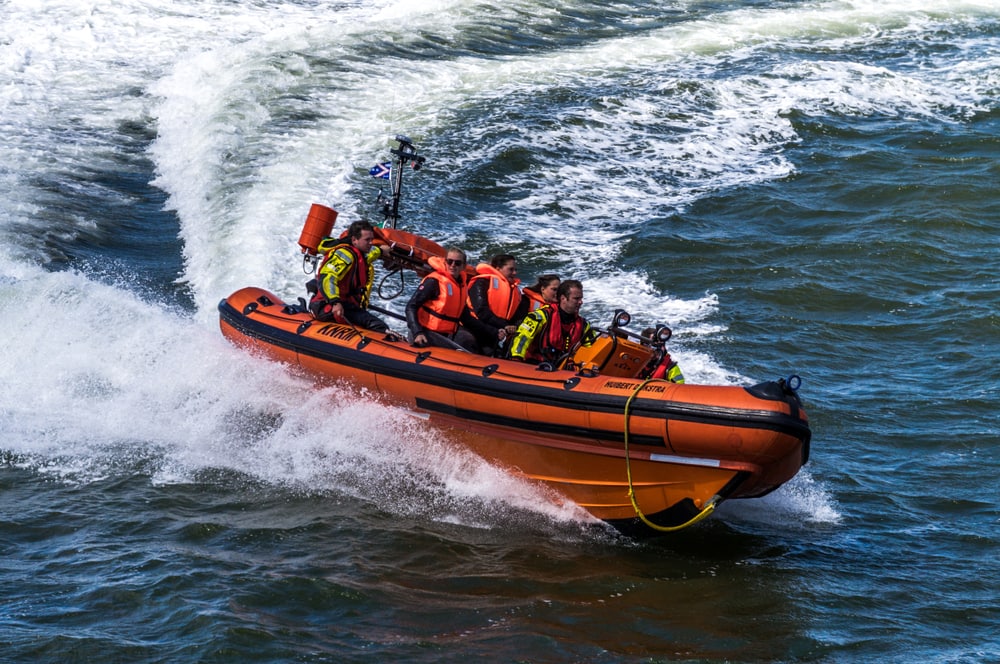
left=298, top=203, right=338, bottom=255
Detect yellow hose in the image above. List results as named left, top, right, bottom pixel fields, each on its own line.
left=623, top=378, right=719, bottom=533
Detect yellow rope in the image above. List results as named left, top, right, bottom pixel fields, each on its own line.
left=623, top=378, right=718, bottom=533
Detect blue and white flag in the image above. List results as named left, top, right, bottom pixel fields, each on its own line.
left=369, top=162, right=391, bottom=179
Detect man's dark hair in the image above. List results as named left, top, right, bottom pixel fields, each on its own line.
left=557, top=279, right=583, bottom=301
left=348, top=219, right=375, bottom=240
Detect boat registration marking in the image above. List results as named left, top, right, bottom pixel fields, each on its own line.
left=604, top=380, right=666, bottom=393
left=648, top=453, right=721, bottom=468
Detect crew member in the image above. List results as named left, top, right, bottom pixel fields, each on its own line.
left=308, top=219, right=390, bottom=333
left=405, top=247, right=500, bottom=353
left=467, top=254, right=527, bottom=355
left=521, top=274, right=560, bottom=313
left=509, top=279, right=597, bottom=365
left=640, top=327, right=686, bottom=383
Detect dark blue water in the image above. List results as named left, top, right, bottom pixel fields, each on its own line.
left=2, top=1, right=998, bottom=662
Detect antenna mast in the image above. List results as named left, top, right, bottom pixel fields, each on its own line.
left=377, top=135, right=426, bottom=229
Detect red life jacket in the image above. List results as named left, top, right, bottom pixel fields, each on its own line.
left=315, top=242, right=369, bottom=306
left=650, top=352, right=685, bottom=383
left=514, top=305, right=586, bottom=363
left=542, top=305, right=585, bottom=359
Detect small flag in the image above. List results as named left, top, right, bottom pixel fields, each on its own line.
left=369, top=162, right=391, bottom=179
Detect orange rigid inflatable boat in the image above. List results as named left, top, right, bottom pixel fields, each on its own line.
left=219, top=136, right=811, bottom=535
left=219, top=281, right=811, bottom=535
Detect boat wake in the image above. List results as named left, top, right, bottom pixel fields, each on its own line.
left=0, top=262, right=597, bottom=533
left=1, top=252, right=836, bottom=537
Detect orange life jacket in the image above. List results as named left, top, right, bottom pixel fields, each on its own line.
left=467, top=263, right=522, bottom=323
left=416, top=256, right=467, bottom=334
left=522, top=288, right=547, bottom=312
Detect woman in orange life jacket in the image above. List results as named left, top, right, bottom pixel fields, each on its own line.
left=509, top=279, right=597, bottom=365
left=404, top=247, right=501, bottom=353
left=307, top=219, right=390, bottom=333
left=467, top=254, right=529, bottom=356
left=521, top=274, right=560, bottom=314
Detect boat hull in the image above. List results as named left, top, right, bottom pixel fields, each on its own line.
left=219, top=287, right=811, bottom=533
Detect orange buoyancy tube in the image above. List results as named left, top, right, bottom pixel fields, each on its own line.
left=373, top=226, right=480, bottom=281
left=416, top=256, right=467, bottom=334
left=467, top=263, right=523, bottom=322
left=374, top=227, right=446, bottom=260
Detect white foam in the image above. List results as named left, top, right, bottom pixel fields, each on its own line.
left=1, top=0, right=979, bottom=320
left=0, top=262, right=591, bottom=529
left=717, top=469, right=843, bottom=527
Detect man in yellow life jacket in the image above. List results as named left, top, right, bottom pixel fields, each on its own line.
left=509, top=279, right=597, bottom=365
left=404, top=247, right=501, bottom=353
left=467, top=253, right=529, bottom=356
left=308, top=220, right=390, bottom=333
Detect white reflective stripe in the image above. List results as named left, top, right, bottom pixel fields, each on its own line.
left=648, top=453, right=722, bottom=468
left=399, top=408, right=430, bottom=420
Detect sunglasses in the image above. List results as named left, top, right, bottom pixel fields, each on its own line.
left=446, top=258, right=465, bottom=267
